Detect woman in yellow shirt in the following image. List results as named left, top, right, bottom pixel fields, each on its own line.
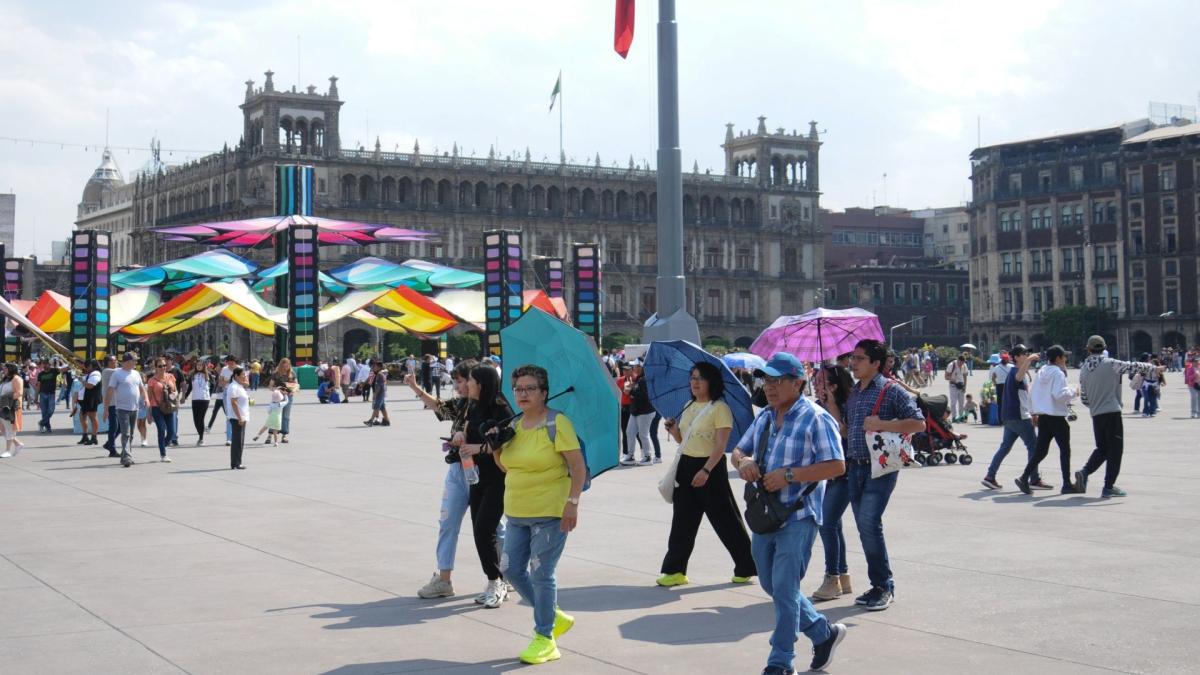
left=495, top=364, right=586, bottom=665
left=657, top=361, right=756, bottom=587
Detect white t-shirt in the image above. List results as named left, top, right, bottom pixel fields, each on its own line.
left=219, top=366, right=233, bottom=392
left=227, top=382, right=250, bottom=422
left=191, top=372, right=210, bottom=401
left=107, top=368, right=144, bottom=411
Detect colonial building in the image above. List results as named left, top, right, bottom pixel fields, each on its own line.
left=823, top=207, right=926, bottom=270
left=968, top=118, right=1200, bottom=356
left=825, top=264, right=969, bottom=349
left=913, top=206, right=970, bottom=271
left=76, top=72, right=826, bottom=357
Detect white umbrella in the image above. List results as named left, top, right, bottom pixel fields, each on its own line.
left=960, top=343, right=978, bottom=351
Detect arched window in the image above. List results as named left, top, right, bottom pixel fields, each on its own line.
left=341, top=174, right=356, bottom=202
left=474, top=182, right=488, bottom=208
left=437, top=180, right=452, bottom=206
left=398, top=177, right=412, bottom=203
left=547, top=186, right=561, bottom=213
left=783, top=247, right=799, bottom=274
left=511, top=184, right=527, bottom=212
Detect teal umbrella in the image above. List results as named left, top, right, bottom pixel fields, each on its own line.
left=500, top=308, right=621, bottom=479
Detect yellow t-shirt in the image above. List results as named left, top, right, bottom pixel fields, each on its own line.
left=679, top=400, right=734, bottom=458
left=501, top=412, right=581, bottom=519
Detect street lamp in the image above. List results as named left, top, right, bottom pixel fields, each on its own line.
left=890, top=315, right=927, bottom=348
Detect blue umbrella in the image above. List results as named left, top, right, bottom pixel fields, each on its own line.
left=500, top=308, right=621, bottom=479
left=644, top=340, right=753, bottom=453
left=722, top=352, right=767, bottom=371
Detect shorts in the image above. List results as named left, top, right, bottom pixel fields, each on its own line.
left=81, top=395, right=101, bottom=413
left=371, top=395, right=386, bottom=412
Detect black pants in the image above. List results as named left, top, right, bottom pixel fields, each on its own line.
left=620, top=405, right=631, bottom=456
left=207, top=398, right=224, bottom=429
left=661, top=455, right=757, bottom=578
left=650, top=414, right=662, bottom=459
left=104, top=405, right=119, bottom=450
left=192, top=400, right=209, bottom=439
left=1083, top=412, right=1123, bottom=489
left=1022, top=414, right=1071, bottom=483
left=995, top=384, right=1005, bottom=413
left=468, top=475, right=505, bottom=580
left=230, top=420, right=245, bottom=468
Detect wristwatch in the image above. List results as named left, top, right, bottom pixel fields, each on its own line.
left=566, top=497, right=580, bottom=505
left=784, top=468, right=794, bottom=483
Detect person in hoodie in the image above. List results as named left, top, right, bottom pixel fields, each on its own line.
left=1015, top=345, right=1078, bottom=495
left=1075, top=335, right=1163, bottom=498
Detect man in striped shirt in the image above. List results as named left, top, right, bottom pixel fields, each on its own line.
left=733, top=352, right=847, bottom=674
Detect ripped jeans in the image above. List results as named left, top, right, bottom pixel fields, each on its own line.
left=502, top=516, right=568, bottom=638
left=436, top=462, right=505, bottom=572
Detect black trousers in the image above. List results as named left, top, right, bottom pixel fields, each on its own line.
left=468, top=474, right=505, bottom=580
left=1022, top=414, right=1071, bottom=483
left=230, top=420, right=245, bottom=468
left=661, top=455, right=757, bottom=578
left=650, top=414, right=662, bottom=458
left=207, top=398, right=224, bottom=429
left=1083, top=411, right=1123, bottom=489
left=620, top=405, right=631, bottom=456
left=994, top=384, right=1005, bottom=413
left=192, top=400, right=209, bottom=439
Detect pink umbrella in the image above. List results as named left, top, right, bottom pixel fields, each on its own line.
left=750, top=308, right=884, bottom=362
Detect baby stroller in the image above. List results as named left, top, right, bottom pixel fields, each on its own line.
left=911, top=394, right=972, bottom=466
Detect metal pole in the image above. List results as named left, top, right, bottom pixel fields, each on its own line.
left=642, top=0, right=700, bottom=344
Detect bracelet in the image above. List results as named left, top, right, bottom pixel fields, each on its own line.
left=699, top=467, right=710, bottom=475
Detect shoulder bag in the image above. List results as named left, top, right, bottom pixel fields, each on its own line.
left=865, top=382, right=913, bottom=479
left=742, top=413, right=817, bottom=534
left=657, top=401, right=714, bottom=504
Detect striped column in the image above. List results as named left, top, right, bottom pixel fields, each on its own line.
left=3, top=258, right=24, bottom=361
left=534, top=257, right=565, bottom=298
left=273, top=165, right=317, bottom=364
left=572, top=243, right=601, bottom=344
left=70, top=231, right=111, bottom=361
left=484, top=230, right=523, bottom=357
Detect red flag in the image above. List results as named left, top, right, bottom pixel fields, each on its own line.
left=614, top=0, right=635, bottom=58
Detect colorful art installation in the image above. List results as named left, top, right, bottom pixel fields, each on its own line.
left=70, top=230, right=110, bottom=361
left=23, top=291, right=70, bottom=334
left=572, top=243, right=601, bottom=344
left=154, top=215, right=431, bottom=248
left=3, top=258, right=25, bottom=360
left=287, top=223, right=319, bottom=362
left=0, top=295, right=79, bottom=367
left=533, top=257, right=565, bottom=298
left=110, top=249, right=258, bottom=290
left=483, top=230, right=523, bottom=357
left=523, top=290, right=570, bottom=323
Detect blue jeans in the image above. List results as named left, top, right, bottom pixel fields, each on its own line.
left=151, top=408, right=176, bottom=457
left=115, top=409, right=137, bottom=457
left=751, top=517, right=831, bottom=670
left=39, top=393, right=55, bottom=430
left=502, top=516, right=568, bottom=639
left=1142, top=385, right=1159, bottom=415
left=846, top=462, right=898, bottom=592
left=104, top=405, right=119, bottom=449
left=436, top=463, right=471, bottom=571
left=819, top=476, right=850, bottom=576
left=280, top=395, right=293, bottom=436
left=986, top=419, right=1040, bottom=482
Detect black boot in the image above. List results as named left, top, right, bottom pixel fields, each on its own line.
left=77, top=435, right=89, bottom=445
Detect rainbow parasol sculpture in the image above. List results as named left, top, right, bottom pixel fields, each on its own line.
left=153, top=215, right=433, bottom=248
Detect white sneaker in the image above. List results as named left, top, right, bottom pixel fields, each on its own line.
left=619, top=455, right=636, bottom=466
left=473, top=586, right=489, bottom=605
left=196, top=438, right=203, bottom=446
left=161, top=456, right=172, bottom=463
left=417, top=573, right=455, bottom=599
left=652, top=456, right=662, bottom=464
left=637, top=455, right=652, bottom=465
left=11, top=443, right=22, bottom=457
left=482, top=578, right=508, bottom=608
left=141, top=440, right=148, bottom=447
left=0, top=452, right=11, bottom=458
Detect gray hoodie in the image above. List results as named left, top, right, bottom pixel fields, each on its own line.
left=1078, top=354, right=1158, bottom=416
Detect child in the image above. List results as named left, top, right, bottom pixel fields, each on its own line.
left=954, top=394, right=979, bottom=424
left=363, top=361, right=390, bottom=427
left=253, top=386, right=287, bottom=445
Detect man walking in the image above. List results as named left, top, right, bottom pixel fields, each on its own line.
left=945, top=353, right=969, bottom=419
left=105, top=353, right=149, bottom=467
left=36, top=358, right=57, bottom=433
left=982, top=345, right=1050, bottom=491
left=1016, top=345, right=1078, bottom=495
left=732, top=352, right=847, bottom=673
left=846, top=339, right=925, bottom=610
left=1076, top=336, right=1162, bottom=498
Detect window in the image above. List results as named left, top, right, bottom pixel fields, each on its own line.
left=1106, top=201, right=1117, bottom=223
left=1070, top=165, right=1084, bottom=188
left=1160, top=165, right=1176, bottom=191
left=942, top=223, right=949, bottom=234
left=1014, top=289, right=1024, bottom=314
left=1030, top=208, right=1042, bottom=229
left=705, top=288, right=722, bottom=317
left=737, top=290, right=752, bottom=317
left=640, top=242, right=657, bottom=266
left=1061, top=205, right=1072, bottom=227
left=1132, top=262, right=1144, bottom=279
left=947, top=284, right=957, bottom=302
left=1062, top=250, right=1073, bottom=273
left=1163, top=197, right=1177, bottom=216
left=1044, top=248, right=1053, bottom=274
left=948, top=317, right=959, bottom=335
left=1045, top=287, right=1054, bottom=310
left=1003, top=288, right=1013, bottom=314
left=736, top=247, right=752, bottom=269
left=1165, top=259, right=1178, bottom=277
left=1031, top=250, right=1042, bottom=274
left=1129, top=172, right=1143, bottom=195
left=1074, top=204, right=1084, bottom=225
left=850, top=285, right=859, bottom=302
left=704, top=246, right=721, bottom=268
left=1102, top=161, right=1116, bottom=182
left=1013, top=210, right=1023, bottom=230
left=999, top=211, right=1010, bottom=232
left=610, top=285, right=626, bottom=313
left=1009, top=173, right=1022, bottom=194
left=1092, top=202, right=1104, bottom=225
left=1014, top=253, right=1023, bottom=275
left=1064, top=286, right=1075, bottom=306
left=1096, top=284, right=1106, bottom=309
left=1033, top=287, right=1043, bottom=313
left=641, top=286, right=656, bottom=316
left=1166, top=284, right=1179, bottom=313
left=928, top=284, right=939, bottom=303
left=1132, top=229, right=1144, bottom=255
left=1094, top=247, right=1105, bottom=271
left=1002, top=253, right=1012, bottom=275
left=1130, top=200, right=1142, bottom=219
left=1165, top=226, right=1178, bottom=253
left=893, top=283, right=905, bottom=303
left=1039, top=170, right=1052, bottom=192
left=1133, top=289, right=1145, bottom=315
left=1108, top=245, right=1117, bottom=271
left=1075, top=247, right=1084, bottom=273
left=911, top=283, right=922, bottom=304
left=1109, top=284, right=1119, bottom=311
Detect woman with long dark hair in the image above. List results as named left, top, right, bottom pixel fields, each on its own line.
left=812, top=364, right=855, bottom=601
left=452, top=365, right=514, bottom=608
left=657, top=361, right=756, bottom=586
left=0, top=363, right=25, bottom=458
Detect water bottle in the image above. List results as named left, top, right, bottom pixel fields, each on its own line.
left=462, top=453, right=480, bottom=485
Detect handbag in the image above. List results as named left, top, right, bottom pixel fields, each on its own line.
left=156, top=378, right=178, bottom=414
left=742, top=413, right=817, bottom=534
left=865, top=381, right=913, bottom=479
left=658, top=401, right=715, bottom=504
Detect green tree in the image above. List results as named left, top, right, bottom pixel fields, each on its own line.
left=702, top=336, right=733, bottom=355
left=355, top=342, right=375, bottom=362
left=601, top=332, right=637, bottom=351
left=447, top=333, right=481, bottom=359
left=384, top=333, right=420, bottom=361
left=1042, top=306, right=1113, bottom=353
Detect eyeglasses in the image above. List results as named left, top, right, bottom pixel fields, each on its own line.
left=513, top=386, right=542, bottom=395
left=688, top=375, right=703, bottom=382
left=762, top=376, right=796, bottom=386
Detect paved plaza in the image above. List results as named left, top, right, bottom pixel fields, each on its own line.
left=1, top=373, right=1198, bottom=674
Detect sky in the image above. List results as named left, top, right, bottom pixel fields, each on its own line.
left=2, top=0, right=1199, bottom=259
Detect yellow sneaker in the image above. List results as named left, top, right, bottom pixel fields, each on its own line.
left=731, top=575, right=755, bottom=584
left=552, top=608, right=575, bottom=639
left=656, top=573, right=690, bottom=587
left=519, top=634, right=561, bottom=665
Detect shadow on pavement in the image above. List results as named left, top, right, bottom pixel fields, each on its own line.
left=1033, top=496, right=1118, bottom=507
left=44, top=463, right=122, bottom=470
left=321, top=658, right=520, bottom=674
left=271, top=597, right=483, bottom=629
left=617, top=602, right=862, bottom=644
left=557, top=583, right=716, bottom=612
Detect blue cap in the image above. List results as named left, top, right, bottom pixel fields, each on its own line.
left=987, top=354, right=1001, bottom=365
left=755, top=352, right=804, bottom=378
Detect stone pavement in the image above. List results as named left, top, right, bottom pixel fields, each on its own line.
left=1, top=372, right=1198, bottom=674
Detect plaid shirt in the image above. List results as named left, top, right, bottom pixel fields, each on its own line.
left=737, top=396, right=844, bottom=526
left=846, top=374, right=924, bottom=461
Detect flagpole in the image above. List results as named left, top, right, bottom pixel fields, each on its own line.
left=559, top=72, right=564, bottom=163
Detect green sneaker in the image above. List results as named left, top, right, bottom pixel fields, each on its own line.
left=518, top=634, right=561, bottom=665
left=552, top=608, right=575, bottom=638
left=656, top=573, right=690, bottom=587
left=731, top=575, right=755, bottom=584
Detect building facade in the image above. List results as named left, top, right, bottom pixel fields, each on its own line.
left=823, top=207, right=926, bottom=271
left=0, top=194, right=14, bottom=256
left=967, top=118, right=1200, bottom=356
left=913, top=206, right=970, bottom=270
left=76, top=72, right=827, bottom=357
left=825, top=265, right=969, bottom=350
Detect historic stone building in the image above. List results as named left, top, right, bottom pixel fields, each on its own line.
left=76, top=72, right=826, bottom=358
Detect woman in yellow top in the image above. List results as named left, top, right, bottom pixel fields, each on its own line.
left=494, top=364, right=586, bottom=666
left=657, top=361, right=756, bottom=587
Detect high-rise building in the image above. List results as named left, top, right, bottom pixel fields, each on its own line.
left=0, top=193, right=14, bottom=255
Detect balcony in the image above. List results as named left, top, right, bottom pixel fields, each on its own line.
left=986, top=176, right=1121, bottom=203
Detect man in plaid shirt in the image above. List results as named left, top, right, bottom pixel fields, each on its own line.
left=733, top=352, right=847, bottom=674
left=846, top=339, right=925, bottom=611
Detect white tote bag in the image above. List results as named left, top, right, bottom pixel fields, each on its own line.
left=864, top=382, right=914, bottom=479
left=658, top=402, right=715, bottom=503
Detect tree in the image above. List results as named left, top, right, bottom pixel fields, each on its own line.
left=385, top=333, right=421, bottom=361
left=354, top=342, right=375, bottom=362
left=601, top=332, right=637, bottom=351
left=702, top=336, right=733, bottom=355
left=1042, top=306, right=1113, bottom=353
left=447, top=333, right=481, bottom=359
